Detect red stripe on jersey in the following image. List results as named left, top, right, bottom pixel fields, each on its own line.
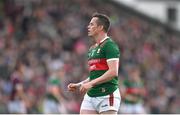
left=109, top=93, right=114, bottom=106
left=88, top=58, right=109, bottom=71
left=126, top=87, right=143, bottom=95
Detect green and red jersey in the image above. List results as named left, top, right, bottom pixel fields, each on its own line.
left=87, top=37, right=120, bottom=97
left=123, top=79, right=144, bottom=104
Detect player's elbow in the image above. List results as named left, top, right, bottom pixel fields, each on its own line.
left=109, top=69, right=118, bottom=77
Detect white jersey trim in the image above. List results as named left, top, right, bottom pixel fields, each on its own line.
left=95, top=36, right=109, bottom=46
left=107, top=58, right=119, bottom=62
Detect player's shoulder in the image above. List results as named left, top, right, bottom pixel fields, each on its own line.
left=103, top=37, right=118, bottom=48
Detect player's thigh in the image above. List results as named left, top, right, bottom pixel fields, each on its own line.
left=100, top=110, right=117, bottom=114
left=96, top=89, right=121, bottom=113
left=97, top=96, right=120, bottom=113
left=80, top=109, right=98, bottom=114
left=80, top=94, right=98, bottom=114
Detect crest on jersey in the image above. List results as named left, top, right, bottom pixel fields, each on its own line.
left=97, top=48, right=101, bottom=53
left=101, top=88, right=106, bottom=92
left=91, top=49, right=96, bottom=56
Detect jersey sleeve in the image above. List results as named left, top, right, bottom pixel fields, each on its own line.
left=103, top=41, right=120, bottom=60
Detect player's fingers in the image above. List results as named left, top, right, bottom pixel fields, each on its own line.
left=68, top=87, right=76, bottom=91
left=69, top=88, right=75, bottom=91
left=67, top=84, right=72, bottom=89
left=68, top=83, right=75, bottom=88
left=79, top=86, right=83, bottom=92
left=68, top=83, right=77, bottom=91
left=68, top=84, right=73, bottom=89
left=79, top=86, right=86, bottom=94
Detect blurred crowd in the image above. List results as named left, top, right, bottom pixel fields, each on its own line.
left=0, top=0, right=179, bottom=114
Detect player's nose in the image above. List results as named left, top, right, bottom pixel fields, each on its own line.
left=87, top=24, right=90, bottom=29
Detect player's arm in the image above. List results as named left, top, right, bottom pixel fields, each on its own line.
left=80, top=59, right=119, bottom=93
left=91, top=59, right=119, bottom=85
left=67, top=78, right=90, bottom=92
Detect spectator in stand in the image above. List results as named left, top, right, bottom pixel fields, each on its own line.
left=42, top=62, right=67, bottom=114
left=7, top=60, right=27, bottom=113
left=120, top=65, right=146, bottom=114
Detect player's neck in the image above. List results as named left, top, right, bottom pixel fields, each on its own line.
left=94, top=32, right=107, bottom=44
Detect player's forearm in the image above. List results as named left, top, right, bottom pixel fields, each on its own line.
left=90, top=59, right=119, bottom=86
left=90, top=69, right=118, bottom=86
left=77, top=78, right=90, bottom=86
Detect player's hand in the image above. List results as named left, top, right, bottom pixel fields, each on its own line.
left=67, top=83, right=79, bottom=92
left=79, top=82, right=93, bottom=94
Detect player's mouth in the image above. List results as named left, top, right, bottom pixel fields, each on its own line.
left=88, top=30, right=91, bottom=34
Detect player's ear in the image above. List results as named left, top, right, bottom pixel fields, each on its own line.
left=98, top=25, right=104, bottom=31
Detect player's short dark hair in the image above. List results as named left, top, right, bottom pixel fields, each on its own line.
left=92, top=12, right=110, bottom=32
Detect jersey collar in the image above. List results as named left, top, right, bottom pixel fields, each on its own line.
left=96, top=36, right=109, bottom=46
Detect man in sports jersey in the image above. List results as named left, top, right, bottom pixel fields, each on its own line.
left=68, top=13, right=121, bottom=114
left=120, top=65, right=146, bottom=113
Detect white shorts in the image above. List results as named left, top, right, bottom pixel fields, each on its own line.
left=80, top=88, right=121, bottom=113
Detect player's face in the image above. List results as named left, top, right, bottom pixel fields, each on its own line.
left=87, top=17, right=101, bottom=37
